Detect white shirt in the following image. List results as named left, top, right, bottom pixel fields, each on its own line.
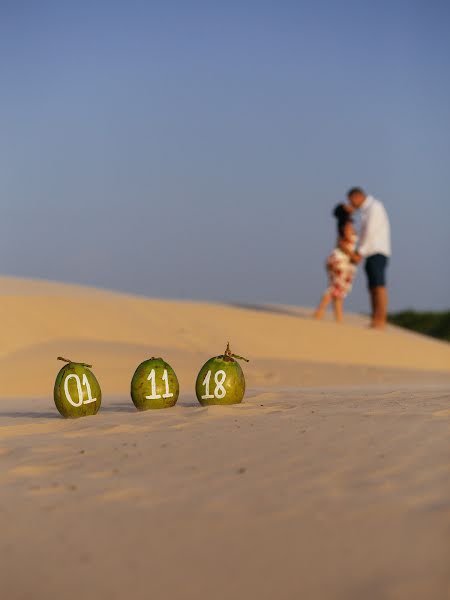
left=358, top=195, right=391, bottom=257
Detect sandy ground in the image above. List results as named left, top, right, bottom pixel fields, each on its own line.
left=1, top=277, right=449, bottom=599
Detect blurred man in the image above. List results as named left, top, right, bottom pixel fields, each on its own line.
left=347, top=187, right=391, bottom=329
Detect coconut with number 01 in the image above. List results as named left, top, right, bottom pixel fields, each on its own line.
left=54, top=357, right=102, bottom=418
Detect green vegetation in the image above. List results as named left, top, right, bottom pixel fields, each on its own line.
left=388, top=310, right=450, bottom=342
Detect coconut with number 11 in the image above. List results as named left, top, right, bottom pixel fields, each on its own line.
left=131, top=357, right=179, bottom=410
left=54, top=357, right=102, bottom=418
left=196, top=343, right=249, bottom=406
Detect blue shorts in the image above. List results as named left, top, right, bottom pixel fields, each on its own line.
left=365, top=254, right=388, bottom=288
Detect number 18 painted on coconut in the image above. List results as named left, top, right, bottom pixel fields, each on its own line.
left=201, top=370, right=227, bottom=400
left=196, top=344, right=249, bottom=406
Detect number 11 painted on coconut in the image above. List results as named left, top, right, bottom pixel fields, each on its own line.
left=131, top=357, right=179, bottom=410
left=146, top=369, right=174, bottom=400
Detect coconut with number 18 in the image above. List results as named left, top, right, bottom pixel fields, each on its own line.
left=196, top=343, right=249, bottom=406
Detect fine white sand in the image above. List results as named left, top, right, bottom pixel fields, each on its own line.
left=0, top=277, right=449, bottom=599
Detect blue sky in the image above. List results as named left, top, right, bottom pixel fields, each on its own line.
left=1, top=0, right=449, bottom=311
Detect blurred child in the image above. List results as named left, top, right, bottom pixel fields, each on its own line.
left=314, top=204, right=358, bottom=322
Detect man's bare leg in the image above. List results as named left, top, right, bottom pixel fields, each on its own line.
left=314, top=292, right=331, bottom=319
left=369, top=287, right=376, bottom=324
left=370, top=286, right=388, bottom=329
left=333, top=297, right=344, bottom=323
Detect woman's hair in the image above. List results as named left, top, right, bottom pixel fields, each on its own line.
left=333, top=203, right=352, bottom=238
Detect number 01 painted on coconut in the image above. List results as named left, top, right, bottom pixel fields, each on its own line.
left=201, top=370, right=227, bottom=400
left=64, top=373, right=97, bottom=407
left=145, top=369, right=174, bottom=400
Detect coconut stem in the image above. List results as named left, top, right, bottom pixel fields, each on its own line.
left=57, top=356, right=93, bottom=368
left=224, top=342, right=249, bottom=362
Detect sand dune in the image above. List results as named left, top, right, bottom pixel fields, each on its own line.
left=0, top=276, right=449, bottom=399
left=1, top=277, right=449, bottom=600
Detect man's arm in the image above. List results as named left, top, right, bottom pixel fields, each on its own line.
left=339, top=244, right=362, bottom=264
left=338, top=239, right=360, bottom=261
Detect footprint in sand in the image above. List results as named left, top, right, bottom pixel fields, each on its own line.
left=62, top=423, right=150, bottom=438
left=0, top=423, right=58, bottom=439
left=27, top=483, right=65, bottom=496
left=87, top=470, right=120, bottom=479
left=10, top=464, right=57, bottom=477
left=432, top=408, right=450, bottom=417
left=97, top=488, right=142, bottom=502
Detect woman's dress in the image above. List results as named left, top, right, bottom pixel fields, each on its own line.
left=326, top=233, right=358, bottom=299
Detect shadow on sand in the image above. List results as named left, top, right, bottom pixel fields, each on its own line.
left=0, top=402, right=137, bottom=420
left=228, top=303, right=309, bottom=319
left=0, top=410, right=60, bottom=420
left=97, top=403, right=136, bottom=414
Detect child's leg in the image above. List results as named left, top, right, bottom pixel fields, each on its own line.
left=333, top=297, right=344, bottom=322
left=314, top=291, right=331, bottom=319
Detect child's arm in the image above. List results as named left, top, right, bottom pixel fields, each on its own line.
left=342, top=221, right=354, bottom=244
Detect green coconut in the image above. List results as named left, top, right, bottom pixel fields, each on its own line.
left=54, top=357, right=102, bottom=418
left=131, top=357, right=179, bottom=410
left=196, top=343, right=249, bottom=406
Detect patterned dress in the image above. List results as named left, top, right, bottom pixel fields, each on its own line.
left=326, top=233, right=358, bottom=299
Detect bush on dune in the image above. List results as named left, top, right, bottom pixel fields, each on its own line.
left=388, top=310, right=450, bottom=342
